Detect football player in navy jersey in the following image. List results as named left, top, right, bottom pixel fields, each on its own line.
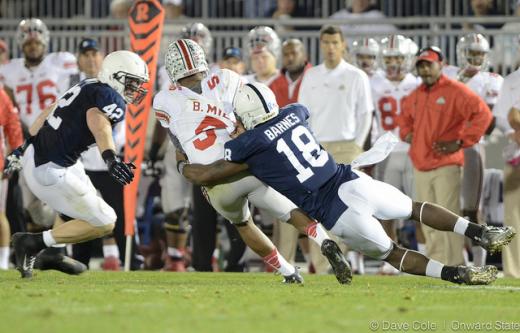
left=179, top=82, right=516, bottom=286
left=6, top=50, right=149, bottom=278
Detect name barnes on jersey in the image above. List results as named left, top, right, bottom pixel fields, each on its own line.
left=263, top=112, right=301, bottom=141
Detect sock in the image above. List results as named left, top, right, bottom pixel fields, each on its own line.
left=263, top=248, right=295, bottom=276
left=417, top=243, right=426, bottom=255
left=305, top=221, right=329, bottom=247
left=102, top=244, right=120, bottom=258
left=357, top=253, right=365, bottom=275
left=167, top=247, right=184, bottom=259
left=453, top=217, right=484, bottom=241
left=0, top=247, right=9, bottom=270
left=441, top=266, right=463, bottom=283
left=425, top=259, right=444, bottom=278
left=347, top=251, right=359, bottom=272
left=471, top=246, right=487, bottom=266
left=42, top=231, right=56, bottom=247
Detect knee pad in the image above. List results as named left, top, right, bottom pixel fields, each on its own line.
left=164, top=208, right=190, bottom=233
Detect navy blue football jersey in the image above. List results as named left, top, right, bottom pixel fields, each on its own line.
left=33, top=79, right=126, bottom=167
left=224, top=103, right=358, bottom=229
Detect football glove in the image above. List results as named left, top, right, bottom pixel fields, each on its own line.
left=102, top=150, right=136, bottom=185
left=3, top=138, right=32, bottom=178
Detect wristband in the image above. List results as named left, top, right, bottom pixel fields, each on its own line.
left=102, top=149, right=117, bottom=163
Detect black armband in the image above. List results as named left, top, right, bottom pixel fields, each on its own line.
left=102, top=149, right=117, bottom=163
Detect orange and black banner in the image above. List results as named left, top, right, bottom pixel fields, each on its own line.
left=124, top=0, right=164, bottom=236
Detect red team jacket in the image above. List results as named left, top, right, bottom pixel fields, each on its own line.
left=269, top=62, right=312, bottom=107
left=399, top=74, right=492, bottom=171
left=0, top=88, right=23, bottom=171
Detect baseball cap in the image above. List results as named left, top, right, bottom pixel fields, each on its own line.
left=223, top=47, right=242, bottom=60
left=416, top=46, right=443, bottom=63
left=78, top=38, right=99, bottom=54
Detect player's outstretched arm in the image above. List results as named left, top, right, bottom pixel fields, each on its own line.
left=181, top=159, right=249, bottom=186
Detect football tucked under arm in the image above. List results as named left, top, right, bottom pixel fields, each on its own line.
left=180, top=159, right=249, bottom=186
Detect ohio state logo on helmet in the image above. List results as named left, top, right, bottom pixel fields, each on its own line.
left=165, top=38, right=209, bottom=83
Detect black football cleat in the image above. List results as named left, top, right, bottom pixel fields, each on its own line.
left=12, top=233, right=43, bottom=278
left=474, top=226, right=516, bottom=255
left=321, top=239, right=353, bottom=284
left=453, top=265, right=498, bottom=285
left=34, top=247, right=87, bottom=275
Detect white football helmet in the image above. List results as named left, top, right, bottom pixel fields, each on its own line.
left=181, top=22, right=213, bottom=57
left=351, top=38, right=379, bottom=74
left=165, top=38, right=209, bottom=83
left=16, top=18, right=49, bottom=48
left=379, top=35, right=415, bottom=75
left=248, top=26, right=281, bottom=60
left=457, top=33, right=490, bottom=71
left=98, top=50, right=149, bottom=104
left=233, top=82, right=279, bottom=130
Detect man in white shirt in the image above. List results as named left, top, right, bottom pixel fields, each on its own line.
left=298, top=25, right=374, bottom=274
left=493, top=68, right=520, bottom=278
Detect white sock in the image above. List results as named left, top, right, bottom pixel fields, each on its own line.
left=472, top=246, right=487, bottom=266
left=103, top=244, right=119, bottom=258
left=305, top=222, right=329, bottom=246
left=0, top=247, right=9, bottom=270
left=453, top=217, right=470, bottom=236
left=425, top=259, right=444, bottom=278
left=356, top=253, right=365, bottom=275
left=263, top=248, right=295, bottom=276
left=417, top=243, right=426, bottom=255
left=463, top=248, right=470, bottom=265
left=42, top=230, right=57, bottom=247
left=347, top=251, right=359, bottom=271
left=167, top=247, right=184, bottom=259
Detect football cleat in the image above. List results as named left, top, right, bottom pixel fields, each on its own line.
left=454, top=265, right=498, bottom=285
left=162, top=257, right=186, bottom=272
left=12, top=233, right=42, bottom=278
left=321, top=239, right=353, bottom=284
left=282, top=266, right=304, bottom=284
left=474, top=226, right=516, bottom=255
left=35, top=248, right=87, bottom=275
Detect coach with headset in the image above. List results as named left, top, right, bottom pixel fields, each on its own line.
left=398, top=46, right=492, bottom=266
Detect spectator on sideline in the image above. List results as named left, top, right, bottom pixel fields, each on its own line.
left=219, top=47, right=246, bottom=75
left=399, top=46, right=493, bottom=266
left=493, top=66, right=520, bottom=278
left=299, top=25, right=373, bottom=274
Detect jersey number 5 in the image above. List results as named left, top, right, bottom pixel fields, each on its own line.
left=193, top=116, right=227, bottom=150
left=276, top=126, right=329, bottom=183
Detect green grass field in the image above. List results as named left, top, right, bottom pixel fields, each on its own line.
left=1, top=270, right=519, bottom=333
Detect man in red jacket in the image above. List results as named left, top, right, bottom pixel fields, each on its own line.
left=0, top=88, right=23, bottom=269
left=399, top=46, right=493, bottom=266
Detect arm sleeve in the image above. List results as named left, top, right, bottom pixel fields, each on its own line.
left=460, top=94, right=493, bottom=147
left=152, top=93, right=173, bottom=128
left=397, top=94, right=414, bottom=140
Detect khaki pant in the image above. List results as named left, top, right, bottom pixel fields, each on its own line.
left=414, top=165, right=465, bottom=266
left=502, top=164, right=520, bottom=278
left=302, top=140, right=363, bottom=273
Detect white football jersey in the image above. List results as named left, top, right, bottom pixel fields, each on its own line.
left=370, top=72, right=421, bottom=151
left=443, top=66, right=504, bottom=107
left=0, top=52, right=78, bottom=127
left=153, top=68, right=243, bottom=165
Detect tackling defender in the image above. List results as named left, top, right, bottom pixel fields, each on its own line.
left=153, top=39, right=351, bottom=284
left=179, top=82, right=516, bottom=285
left=7, top=50, right=148, bottom=278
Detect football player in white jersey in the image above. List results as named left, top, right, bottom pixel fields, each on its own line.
left=153, top=39, right=352, bottom=284
left=351, top=37, right=382, bottom=78
left=370, top=35, right=422, bottom=274
left=151, top=22, right=219, bottom=272
left=243, top=26, right=280, bottom=86
left=443, top=33, right=504, bottom=266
